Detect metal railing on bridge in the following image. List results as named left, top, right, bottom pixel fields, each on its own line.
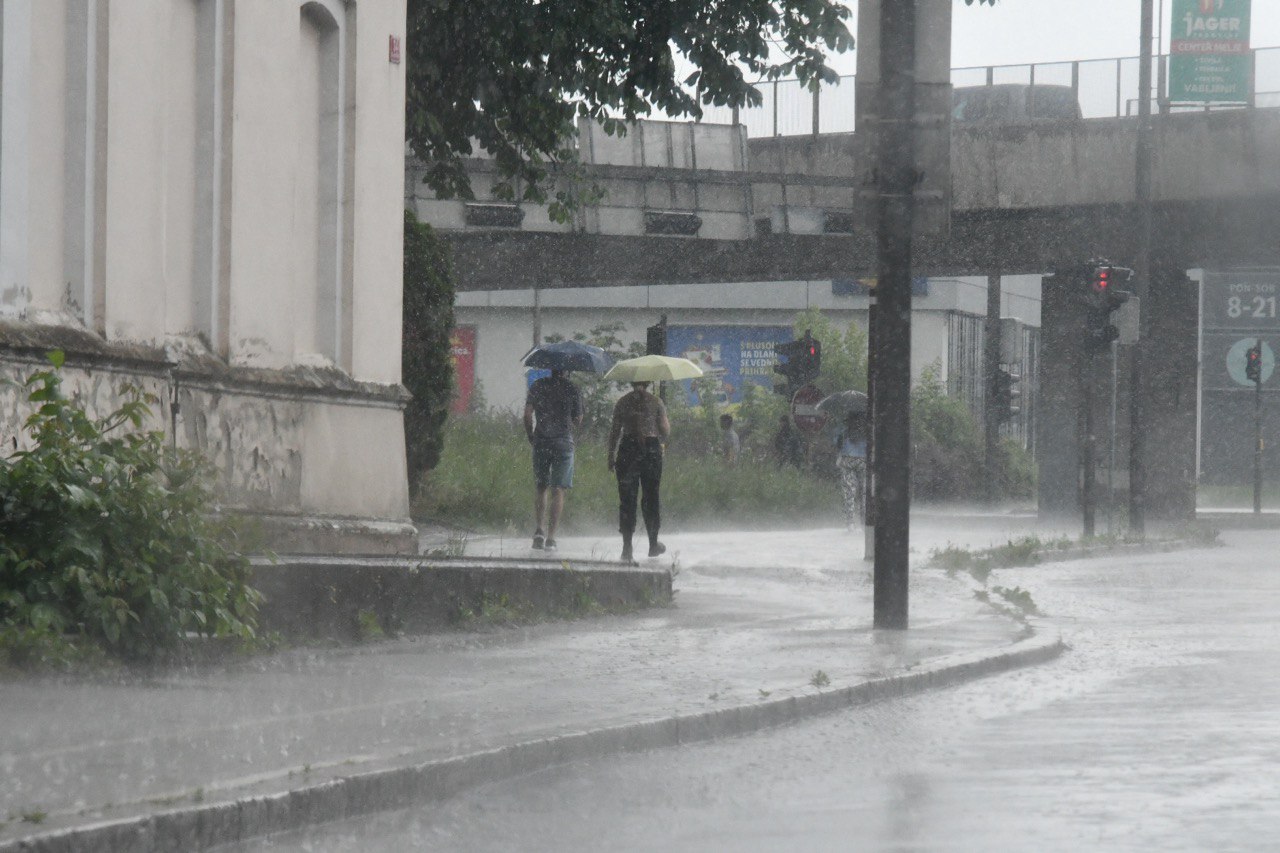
left=695, top=46, right=1280, bottom=137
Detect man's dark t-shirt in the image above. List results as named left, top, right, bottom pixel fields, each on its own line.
left=526, top=375, right=583, bottom=452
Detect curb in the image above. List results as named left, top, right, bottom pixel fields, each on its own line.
left=3, top=631, right=1065, bottom=853
left=250, top=555, right=673, bottom=641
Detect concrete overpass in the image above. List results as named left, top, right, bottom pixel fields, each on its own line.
left=411, top=106, right=1280, bottom=290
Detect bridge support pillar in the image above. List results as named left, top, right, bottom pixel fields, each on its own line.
left=1036, top=272, right=1087, bottom=518
left=1036, top=265, right=1197, bottom=527
left=1135, top=265, right=1198, bottom=521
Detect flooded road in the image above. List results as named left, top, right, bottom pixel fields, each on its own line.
left=238, top=530, right=1280, bottom=852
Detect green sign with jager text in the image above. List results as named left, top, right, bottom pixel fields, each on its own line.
left=1169, top=0, right=1251, bottom=103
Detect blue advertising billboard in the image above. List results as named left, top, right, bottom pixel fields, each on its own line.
left=664, top=325, right=793, bottom=405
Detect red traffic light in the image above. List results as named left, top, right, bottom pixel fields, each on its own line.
left=1246, top=345, right=1263, bottom=383
left=1091, top=266, right=1112, bottom=293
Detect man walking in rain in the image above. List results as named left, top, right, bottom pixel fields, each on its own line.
left=524, top=368, right=583, bottom=551
left=607, top=381, right=671, bottom=563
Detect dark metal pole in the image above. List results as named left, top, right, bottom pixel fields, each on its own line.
left=984, top=273, right=1002, bottom=502
left=1255, top=337, right=1264, bottom=515
left=1129, top=0, right=1156, bottom=537
left=865, top=303, right=878, bottom=562
left=872, top=0, right=916, bottom=630
left=1082, top=352, right=1097, bottom=538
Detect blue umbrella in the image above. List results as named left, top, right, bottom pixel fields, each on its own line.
left=521, top=340, right=613, bottom=374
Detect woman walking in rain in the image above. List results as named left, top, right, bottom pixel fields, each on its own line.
left=606, top=381, right=671, bottom=563
left=834, top=410, right=868, bottom=530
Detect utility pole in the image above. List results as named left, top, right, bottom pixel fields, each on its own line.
left=1129, top=0, right=1156, bottom=536
left=870, top=0, right=917, bottom=629
left=857, top=0, right=950, bottom=627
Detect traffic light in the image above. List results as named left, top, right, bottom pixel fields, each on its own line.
left=993, top=368, right=1021, bottom=422
left=1084, top=263, right=1133, bottom=352
left=646, top=317, right=667, bottom=356
left=1246, top=343, right=1263, bottom=383
left=773, top=330, right=822, bottom=396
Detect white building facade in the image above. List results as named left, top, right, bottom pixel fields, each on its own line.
left=0, top=0, right=412, bottom=553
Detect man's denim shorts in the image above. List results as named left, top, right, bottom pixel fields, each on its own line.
left=533, top=446, right=575, bottom=489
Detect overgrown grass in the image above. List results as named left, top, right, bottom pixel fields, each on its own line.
left=930, top=535, right=1052, bottom=581
left=415, top=415, right=841, bottom=533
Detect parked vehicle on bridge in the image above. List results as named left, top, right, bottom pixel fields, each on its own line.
left=952, top=83, right=1082, bottom=124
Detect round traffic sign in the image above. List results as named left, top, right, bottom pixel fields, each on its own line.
left=790, top=383, right=828, bottom=434
left=1227, top=338, right=1275, bottom=386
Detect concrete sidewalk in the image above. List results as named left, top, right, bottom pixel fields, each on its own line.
left=1, top=525, right=1063, bottom=853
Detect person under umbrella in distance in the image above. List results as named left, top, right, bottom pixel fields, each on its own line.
left=523, top=368, right=583, bottom=551
left=606, top=382, right=670, bottom=564
left=834, top=409, right=868, bottom=530
left=602, top=355, right=700, bottom=564
left=520, top=340, right=610, bottom=551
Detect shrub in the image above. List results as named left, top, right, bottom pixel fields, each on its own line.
left=911, top=363, right=985, bottom=500
left=0, top=354, right=260, bottom=667
left=403, top=210, right=457, bottom=500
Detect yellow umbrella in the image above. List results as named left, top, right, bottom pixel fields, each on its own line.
left=603, top=355, right=704, bottom=382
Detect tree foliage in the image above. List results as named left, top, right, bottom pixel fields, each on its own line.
left=0, top=354, right=260, bottom=667
left=406, top=0, right=998, bottom=214
left=403, top=210, right=458, bottom=500
left=406, top=0, right=853, bottom=217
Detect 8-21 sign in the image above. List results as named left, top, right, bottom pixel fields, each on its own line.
left=1225, top=292, right=1278, bottom=321
left=1203, top=271, right=1280, bottom=330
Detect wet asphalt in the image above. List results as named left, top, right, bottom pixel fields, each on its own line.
left=237, top=530, right=1280, bottom=852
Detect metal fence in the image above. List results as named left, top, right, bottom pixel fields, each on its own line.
left=696, top=46, right=1280, bottom=137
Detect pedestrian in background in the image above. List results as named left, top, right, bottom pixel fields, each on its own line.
left=719, top=413, right=740, bottom=464
left=834, top=410, right=868, bottom=530
left=523, top=368, right=583, bottom=551
left=607, top=381, right=671, bottom=563
left=772, top=414, right=803, bottom=469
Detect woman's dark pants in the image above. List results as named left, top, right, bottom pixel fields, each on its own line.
left=616, top=437, right=663, bottom=548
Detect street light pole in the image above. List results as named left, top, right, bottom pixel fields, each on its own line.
left=1129, top=0, right=1156, bottom=537
left=985, top=272, right=1003, bottom=502
left=1254, top=337, right=1264, bottom=515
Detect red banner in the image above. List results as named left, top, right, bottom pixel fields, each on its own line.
left=449, top=326, right=477, bottom=414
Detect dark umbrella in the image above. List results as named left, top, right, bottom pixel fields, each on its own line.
left=817, top=389, right=869, bottom=416
left=521, top=340, right=613, bottom=374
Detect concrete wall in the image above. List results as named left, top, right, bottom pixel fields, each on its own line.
left=952, top=108, right=1280, bottom=211
left=740, top=108, right=1280, bottom=217
left=409, top=118, right=752, bottom=241
left=0, top=1, right=413, bottom=553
